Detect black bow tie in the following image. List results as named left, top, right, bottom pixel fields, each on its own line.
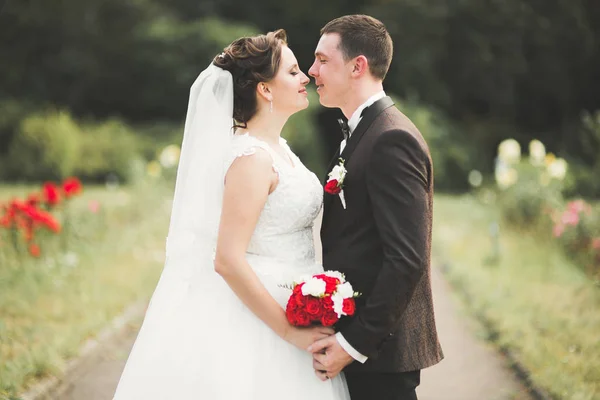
left=337, top=118, right=350, bottom=141
left=337, top=106, right=371, bottom=141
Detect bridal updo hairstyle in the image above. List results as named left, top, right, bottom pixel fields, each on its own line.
left=213, top=29, right=288, bottom=129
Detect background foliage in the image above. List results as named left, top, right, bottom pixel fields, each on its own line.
left=1, top=0, right=599, bottom=190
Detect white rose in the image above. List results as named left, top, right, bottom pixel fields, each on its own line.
left=324, top=270, right=345, bottom=282
left=159, top=144, right=181, bottom=168
left=548, top=158, right=568, bottom=180
left=331, top=293, right=345, bottom=317
left=498, top=139, right=521, bottom=165
left=293, top=274, right=312, bottom=286
left=328, top=165, right=346, bottom=181
left=336, top=282, right=354, bottom=299
left=528, top=139, right=546, bottom=166
left=301, top=277, right=326, bottom=297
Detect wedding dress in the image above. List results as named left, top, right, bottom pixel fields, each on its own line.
left=113, top=64, right=350, bottom=400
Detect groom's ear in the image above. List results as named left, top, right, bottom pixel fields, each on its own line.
left=351, top=55, right=369, bottom=78
left=256, top=82, right=273, bottom=102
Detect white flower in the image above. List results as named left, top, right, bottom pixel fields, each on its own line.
left=293, top=274, right=312, bottom=286
left=159, top=144, right=181, bottom=168
left=548, top=158, right=568, bottom=180
left=301, top=277, right=326, bottom=297
left=331, top=293, right=345, bottom=318
left=498, top=139, right=521, bottom=165
left=328, top=164, right=346, bottom=182
left=528, top=139, right=546, bottom=166
left=323, top=270, right=345, bottom=282
left=495, top=160, right=518, bottom=189
left=336, top=281, right=354, bottom=299
left=468, top=170, right=483, bottom=188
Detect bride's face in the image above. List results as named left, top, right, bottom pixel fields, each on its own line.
left=268, top=45, right=310, bottom=115
left=308, top=33, right=352, bottom=108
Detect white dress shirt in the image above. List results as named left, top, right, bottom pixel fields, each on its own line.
left=339, top=91, right=386, bottom=153
left=335, top=90, right=386, bottom=364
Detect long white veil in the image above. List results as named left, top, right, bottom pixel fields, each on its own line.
left=164, top=63, right=234, bottom=278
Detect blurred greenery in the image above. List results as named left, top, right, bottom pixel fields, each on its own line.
left=2, top=1, right=600, bottom=396
left=434, top=195, right=600, bottom=399
left=0, top=181, right=171, bottom=396
left=1, top=0, right=598, bottom=192
left=5, top=111, right=81, bottom=181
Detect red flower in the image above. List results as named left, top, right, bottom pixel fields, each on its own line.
left=314, top=274, right=340, bottom=294
left=295, top=310, right=311, bottom=326
left=42, top=182, right=61, bottom=207
left=63, top=177, right=83, bottom=198
left=286, top=301, right=298, bottom=325
left=29, top=243, right=41, bottom=257
left=321, top=310, right=338, bottom=327
left=342, top=298, right=356, bottom=316
left=324, top=179, right=341, bottom=195
left=294, top=291, right=306, bottom=307
left=33, top=209, right=61, bottom=233
left=306, top=297, right=322, bottom=316
left=321, top=296, right=334, bottom=311
left=26, top=193, right=41, bottom=207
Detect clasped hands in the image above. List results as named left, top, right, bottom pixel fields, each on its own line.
left=307, top=331, right=354, bottom=381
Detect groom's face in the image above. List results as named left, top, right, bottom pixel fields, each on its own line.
left=309, top=33, right=352, bottom=108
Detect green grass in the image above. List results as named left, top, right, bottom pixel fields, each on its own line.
left=433, top=194, right=600, bottom=400
left=0, top=181, right=172, bottom=398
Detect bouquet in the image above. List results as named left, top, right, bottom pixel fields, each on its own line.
left=284, top=271, right=360, bottom=327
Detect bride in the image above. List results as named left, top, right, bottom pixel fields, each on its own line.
left=113, top=29, right=350, bottom=399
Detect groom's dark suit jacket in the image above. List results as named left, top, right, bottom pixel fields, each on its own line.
left=321, top=96, right=443, bottom=373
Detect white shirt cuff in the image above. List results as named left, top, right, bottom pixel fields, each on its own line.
left=336, top=332, right=368, bottom=363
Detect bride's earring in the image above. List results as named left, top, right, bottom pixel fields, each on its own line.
left=270, top=100, right=273, bottom=113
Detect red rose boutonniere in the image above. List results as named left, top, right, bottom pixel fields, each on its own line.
left=325, top=158, right=347, bottom=209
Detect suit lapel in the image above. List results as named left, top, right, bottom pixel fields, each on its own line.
left=323, top=148, right=341, bottom=185
left=340, top=96, right=395, bottom=164
left=322, top=96, right=395, bottom=231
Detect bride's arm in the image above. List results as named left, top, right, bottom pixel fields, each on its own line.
left=214, top=149, right=332, bottom=349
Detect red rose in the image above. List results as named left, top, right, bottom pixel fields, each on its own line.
left=293, top=282, right=304, bottom=293
left=295, top=310, right=311, bottom=326
left=342, top=298, right=356, bottom=316
left=306, top=296, right=322, bottom=316
left=42, top=182, right=61, bottom=207
left=63, top=177, right=83, bottom=198
left=321, top=296, right=334, bottom=311
left=286, top=300, right=298, bottom=325
left=315, top=275, right=340, bottom=294
left=294, top=290, right=306, bottom=307
left=324, top=179, right=341, bottom=195
left=321, top=310, right=339, bottom=327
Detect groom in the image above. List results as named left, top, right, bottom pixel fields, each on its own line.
left=307, top=15, right=443, bottom=399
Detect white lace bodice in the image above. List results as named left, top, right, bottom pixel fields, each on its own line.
left=225, top=134, right=323, bottom=263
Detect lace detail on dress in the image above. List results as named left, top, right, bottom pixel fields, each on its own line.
left=230, top=145, right=279, bottom=177
left=224, top=134, right=323, bottom=263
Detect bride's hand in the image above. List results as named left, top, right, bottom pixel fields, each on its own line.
left=284, top=325, right=335, bottom=351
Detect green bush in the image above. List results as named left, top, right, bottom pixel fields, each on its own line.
left=497, top=162, right=564, bottom=228
left=6, top=110, right=81, bottom=181
left=76, top=119, right=143, bottom=183
left=564, top=111, right=600, bottom=198
left=398, top=99, right=481, bottom=192
left=551, top=200, right=600, bottom=279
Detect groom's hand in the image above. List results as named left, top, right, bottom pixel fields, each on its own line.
left=308, top=335, right=353, bottom=381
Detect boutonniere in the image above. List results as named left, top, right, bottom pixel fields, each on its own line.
left=325, top=158, right=347, bottom=209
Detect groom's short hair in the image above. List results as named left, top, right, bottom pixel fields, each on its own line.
left=321, top=15, right=393, bottom=81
